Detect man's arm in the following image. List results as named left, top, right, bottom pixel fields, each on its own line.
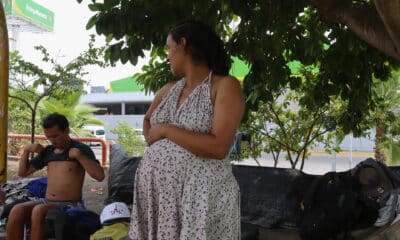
left=69, top=148, right=105, bottom=181
left=19, top=144, right=43, bottom=177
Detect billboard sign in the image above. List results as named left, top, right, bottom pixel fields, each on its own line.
left=2, top=0, right=12, bottom=15
left=2, top=0, right=54, bottom=31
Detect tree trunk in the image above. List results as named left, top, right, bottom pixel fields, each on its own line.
left=300, top=149, right=307, bottom=171
left=31, top=110, right=36, bottom=144
left=272, top=151, right=280, bottom=168
left=375, top=123, right=386, bottom=163
left=0, top=3, right=9, bottom=184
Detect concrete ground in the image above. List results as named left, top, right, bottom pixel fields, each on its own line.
left=233, top=150, right=376, bottom=174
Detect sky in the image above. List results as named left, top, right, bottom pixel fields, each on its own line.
left=9, top=0, right=149, bottom=92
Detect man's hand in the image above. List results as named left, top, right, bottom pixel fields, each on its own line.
left=23, top=144, right=44, bottom=154
left=68, top=148, right=81, bottom=160
left=69, top=147, right=105, bottom=181
left=19, top=144, right=43, bottom=177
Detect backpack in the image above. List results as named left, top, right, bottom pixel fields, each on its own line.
left=352, top=158, right=400, bottom=202
left=352, top=158, right=400, bottom=227
left=45, top=207, right=102, bottom=240
left=65, top=207, right=102, bottom=239
left=299, top=171, right=379, bottom=240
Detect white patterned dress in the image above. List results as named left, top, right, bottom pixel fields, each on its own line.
left=129, top=73, right=240, bottom=240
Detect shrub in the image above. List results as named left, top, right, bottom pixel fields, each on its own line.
left=110, top=121, right=146, bottom=156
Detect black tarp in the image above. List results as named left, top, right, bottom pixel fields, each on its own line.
left=232, top=165, right=318, bottom=229
left=107, top=145, right=315, bottom=229
left=107, top=145, right=400, bottom=236
left=106, top=144, right=141, bottom=205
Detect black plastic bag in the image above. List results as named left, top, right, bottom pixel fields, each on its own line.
left=106, top=144, right=141, bottom=205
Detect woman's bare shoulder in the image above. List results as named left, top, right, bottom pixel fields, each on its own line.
left=213, top=75, right=242, bottom=92
left=156, top=81, right=179, bottom=99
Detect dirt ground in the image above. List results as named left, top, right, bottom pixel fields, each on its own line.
left=6, top=160, right=109, bottom=214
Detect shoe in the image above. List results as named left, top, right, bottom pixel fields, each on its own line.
left=390, top=192, right=400, bottom=225
left=375, top=192, right=397, bottom=227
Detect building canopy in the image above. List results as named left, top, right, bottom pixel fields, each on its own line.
left=109, top=75, right=144, bottom=92
left=108, top=57, right=320, bottom=93
left=110, top=57, right=251, bottom=92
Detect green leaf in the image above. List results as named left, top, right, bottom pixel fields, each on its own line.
left=105, top=34, right=114, bottom=43
left=88, top=3, right=103, bottom=11
left=103, top=0, right=120, bottom=9
left=86, top=15, right=97, bottom=30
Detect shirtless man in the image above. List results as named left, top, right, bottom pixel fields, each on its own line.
left=6, top=113, right=105, bottom=240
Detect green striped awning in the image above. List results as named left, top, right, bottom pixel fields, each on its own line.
left=109, top=58, right=319, bottom=92
left=109, top=75, right=144, bottom=92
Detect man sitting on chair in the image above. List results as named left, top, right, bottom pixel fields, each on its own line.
left=6, top=113, right=105, bottom=240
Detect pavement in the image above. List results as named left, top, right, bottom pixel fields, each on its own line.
left=89, top=144, right=376, bottom=175
left=233, top=150, right=375, bottom=175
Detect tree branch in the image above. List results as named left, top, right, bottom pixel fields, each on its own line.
left=374, top=0, right=400, bottom=58
left=311, top=0, right=400, bottom=60
left=267, top=101, right=291, bottom=143
left=8, top=95, right=34, bottom=112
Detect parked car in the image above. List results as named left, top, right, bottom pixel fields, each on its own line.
left=83, top=125, right=106, bottom=146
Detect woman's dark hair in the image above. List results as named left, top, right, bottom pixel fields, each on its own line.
left=41, top=113, right=69, bottom=131
left=169, top=20, right=231, bottom=76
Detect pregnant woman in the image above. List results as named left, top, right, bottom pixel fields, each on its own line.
left=129, top=20, right=245, bottom=240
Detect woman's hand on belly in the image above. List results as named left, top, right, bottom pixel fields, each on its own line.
left=146, top=124, right=169, bottom=145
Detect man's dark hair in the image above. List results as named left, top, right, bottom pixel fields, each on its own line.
left=41, top=113, right=69, bottom=131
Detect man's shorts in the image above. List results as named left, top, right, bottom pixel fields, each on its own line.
left=32, top=198, right=85, bottom=210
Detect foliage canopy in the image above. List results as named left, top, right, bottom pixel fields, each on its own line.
left=9, top=36, right=107, bottom=142
left=110, top=121, right=146, bottom=156
left=82, top=0, right=399, bottom=134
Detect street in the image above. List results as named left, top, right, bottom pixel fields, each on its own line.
left=90, top=143, right=378, bottom=175
left=233, top=151, right=375, bottom=174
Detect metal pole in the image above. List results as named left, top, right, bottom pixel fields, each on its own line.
left=332, top=151, right=337, bottom=172
left=331, top=137, right=337, bottom=172
left=0, top=3, right=9, bottom=184
left=349, top=133, right=353, bottom=169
